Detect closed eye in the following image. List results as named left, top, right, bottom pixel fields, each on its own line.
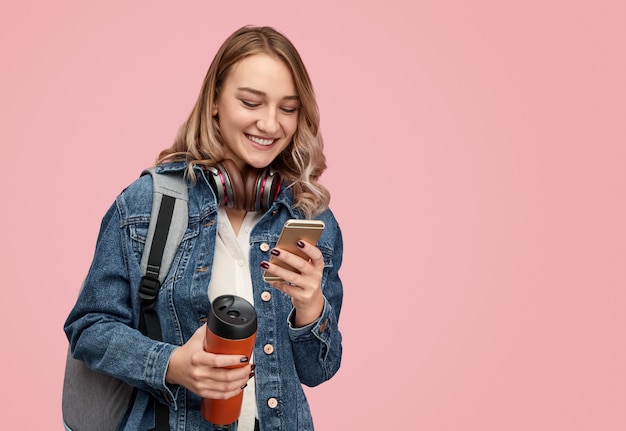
left=241, top=99, right=260, bottom=108
left=241, top=98, right=298, bottom=114
left=281, top=106, right=298, bottom=114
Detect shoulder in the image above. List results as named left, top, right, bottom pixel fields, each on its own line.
left=316, top=207, right=339, bottom=226
left=315, top=207, right=343, bottom=250
left=116, top=162, right=189, bottom=216
left=116, top=172, right=154, bottom=218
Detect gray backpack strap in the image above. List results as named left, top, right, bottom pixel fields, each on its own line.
left=140, top=168, right=189, bottom=284
left=138, top=168, right=188, bottom=431
left=63, top=169, right=188, bottom=431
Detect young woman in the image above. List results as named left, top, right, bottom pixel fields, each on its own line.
left=64, top=26, right=344, bottom=430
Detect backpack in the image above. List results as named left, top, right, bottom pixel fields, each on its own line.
left=62, top=168, right=189, bottom=431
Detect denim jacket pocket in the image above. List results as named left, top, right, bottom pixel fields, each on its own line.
left=127, top=219, right=201, bottom=295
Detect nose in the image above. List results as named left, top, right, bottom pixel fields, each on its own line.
left=257, top=107, right=280, bottom=135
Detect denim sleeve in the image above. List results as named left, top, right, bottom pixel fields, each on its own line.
left=287, top=222, right=344, bottom=387
left=64, top=200, right=178, bottom=408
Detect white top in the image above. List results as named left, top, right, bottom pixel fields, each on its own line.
left=208, top=207, right=262, bottom=430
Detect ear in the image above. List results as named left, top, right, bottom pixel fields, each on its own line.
left=211, top=103, right=218, bottom=116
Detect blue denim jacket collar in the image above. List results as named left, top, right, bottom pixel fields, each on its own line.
left=154, top=161, right=303, bottom=220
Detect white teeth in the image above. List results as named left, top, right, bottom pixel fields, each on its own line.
left=247, top=135, right=274, bottom=146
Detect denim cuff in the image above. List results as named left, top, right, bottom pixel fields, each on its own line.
left=287, top=297, right=333, bottom=343
left=144, top=341, right=180, bottom=408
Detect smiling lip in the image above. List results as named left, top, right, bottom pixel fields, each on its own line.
left=246, top=134, right=276, bottom=147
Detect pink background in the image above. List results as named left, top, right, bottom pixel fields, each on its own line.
left=1, top=1, right=625, bottom=429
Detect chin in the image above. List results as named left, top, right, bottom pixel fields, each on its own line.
left=246, top=155, right=279, bottom=169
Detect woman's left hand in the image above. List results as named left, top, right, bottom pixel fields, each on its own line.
left=260, top=240, right=325, bottom=327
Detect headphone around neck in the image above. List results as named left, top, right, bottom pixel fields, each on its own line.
left=205, top=159, right=282, bottom=212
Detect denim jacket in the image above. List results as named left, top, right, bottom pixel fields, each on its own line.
left=64, top=162, right=344, bottom=430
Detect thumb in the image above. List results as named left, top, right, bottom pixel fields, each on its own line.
left=189, top=324, right=208, bottom=346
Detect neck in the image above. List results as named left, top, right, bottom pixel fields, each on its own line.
left=224, top=207, right=247, bottom=236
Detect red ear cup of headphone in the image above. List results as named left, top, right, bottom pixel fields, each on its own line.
left=247, top=168, right=281, bottom=212
left=205, top=160, right=245, bottom=209
left=205, top=160, right=281, bottom=211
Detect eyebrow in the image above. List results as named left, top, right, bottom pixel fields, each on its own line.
left=237, top=87, right=299, bottom=101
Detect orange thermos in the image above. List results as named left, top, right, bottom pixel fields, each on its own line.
left=201, top=295, right=257, bottom=427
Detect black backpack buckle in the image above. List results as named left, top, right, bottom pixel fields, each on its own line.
left=139, top=275, right=160, bottom=304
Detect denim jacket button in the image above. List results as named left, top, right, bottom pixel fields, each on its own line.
left=261, top=291, right=271, bottom=301
left=267, top=398, right=278, bottom=409
left=260, top=243, right=270, bottom=252
left=263, top=344, right=274, bottom=355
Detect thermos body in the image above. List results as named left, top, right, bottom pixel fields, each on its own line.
left=201, top=295, right=258, bottom=427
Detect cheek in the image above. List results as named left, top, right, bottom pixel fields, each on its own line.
left=285, top=117, right=299, bottom=139
left=220, top=108, right=251, bottom=132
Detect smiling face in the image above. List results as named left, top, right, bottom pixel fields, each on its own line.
left=212, top=53, right=299, bottom=172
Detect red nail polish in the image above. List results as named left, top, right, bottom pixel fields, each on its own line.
left=260, top=262, right=270, bottom=269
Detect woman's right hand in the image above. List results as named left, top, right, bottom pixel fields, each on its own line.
left=165, top=325, right=254, bottom=399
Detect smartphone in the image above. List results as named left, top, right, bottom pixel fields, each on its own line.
left=262, top=219, right=325, bottom=282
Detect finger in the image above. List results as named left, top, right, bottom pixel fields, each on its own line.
left=262, top=256, right=322, bottom=291
left=292, top=239, right=324, bottom=263
left=267, top=246, right=314, bottom=275
left=188, top=324, right=208, bottom=346
left=204, top=351, right=252, bottom=368
left=199, top=361, right=253, bottom=382
left=266, top=279, right=297, bottom=296
left=188, top=360, right=253, bottom=396
left=261, top=258, right=303, bottom=284
left=192, top=325, right=253, bottom=368
left=196, top=365, right=256, bottom=399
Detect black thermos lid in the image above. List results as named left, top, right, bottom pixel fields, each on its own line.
left=208, top=295, right=257, bottom=340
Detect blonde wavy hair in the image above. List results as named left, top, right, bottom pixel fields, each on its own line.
left=157, top=26, right=330, bottom=218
